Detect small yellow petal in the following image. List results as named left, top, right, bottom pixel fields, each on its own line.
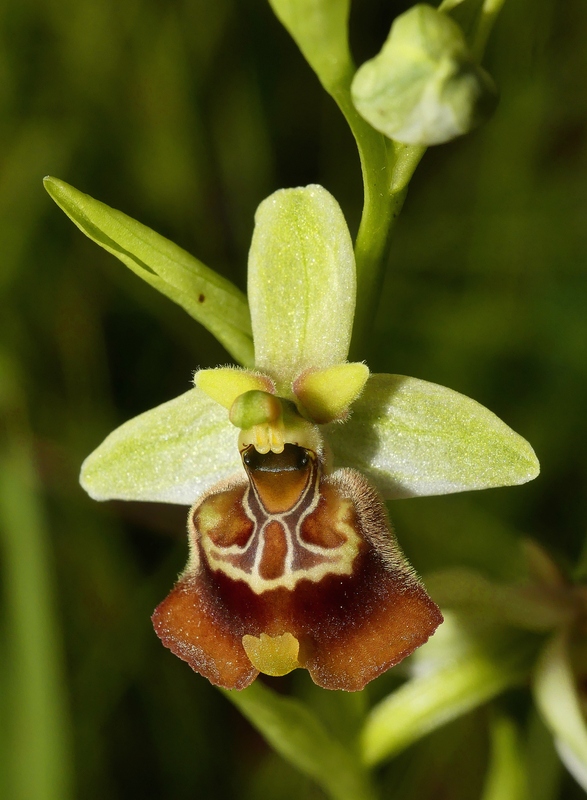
left=242, top=632, right=301, bottom=676
left=295, top=362, right=369, bottom=423
left=196, top=368, right=273, bottom=410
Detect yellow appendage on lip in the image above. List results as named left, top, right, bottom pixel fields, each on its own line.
left=242, top=632, right=301, bottom=676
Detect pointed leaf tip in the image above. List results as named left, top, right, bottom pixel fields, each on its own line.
left=44, top=176, right=254, bottom=367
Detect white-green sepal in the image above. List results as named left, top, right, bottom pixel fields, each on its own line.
left=326, top=374, right=540, bottom=498
left=80, top=389, right=242, bottom=505
left=351, top=4, right=497, bottom=146
left=248, top=185, right=356, bottom=388
left=44, top=177, right=254, bottom=367
left=534, top=631, right=587, bottom=791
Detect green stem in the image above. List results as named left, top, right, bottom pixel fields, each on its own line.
left=327, top=73, right=426, bottom=358
left=265, top=1, right=428, bottom=356
left=472, top=0, right=508, bottom=61
left=223, top=681, right=379, bottom=800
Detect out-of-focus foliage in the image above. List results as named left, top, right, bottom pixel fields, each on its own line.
left=0, top=0, right=586, bottom=798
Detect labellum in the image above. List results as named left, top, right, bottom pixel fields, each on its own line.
left=152, top=394, right=442, bottom=691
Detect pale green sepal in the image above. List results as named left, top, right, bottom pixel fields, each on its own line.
left=481, top=714, right=527, bottom=800
left=223, top=682, right=377, bottom=800
left=351, top=4, right=497, bottom=146
left=294, top=362, right=369, bottom=423
left=361, top=613, right=538, bottom=766
left=80, top=389, right=242, bottom=505
left=533, top=631, right=587, bottom=791
left=326, top=374, right=540, bottom=499
left=267, top=0, right=353, bottom=94
left=195, top=368, right=273, bottom=410
left=249, top=185, right=356, bottom=387
left=44, top=177, right=254, bottom=367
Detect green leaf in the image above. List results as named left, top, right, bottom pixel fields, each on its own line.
left=481, top=714, right=528, bottom=800
left=425, top=567, right=573, bottom=632
left=80, top=389, right=242, bottom=504
left=326, top=374, right=539, bottom=498
left=223, top=682, right=376, bottom=800
left=43, top=177, right=254, bottom=367
left=439, top=0, right=508, bottom=61
left=351, top=4, right=497, bottom=146
left=533, top=631, right=587, bottom=792
left=267, top=0, right=352, bottom=95
left=248, top=185, right=356, bottom=388
left=361, top=613, right=539, bottom=766
left=0, top=414, right=73, bottom=798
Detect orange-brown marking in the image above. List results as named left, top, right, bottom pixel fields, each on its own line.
left=258, top=520, right=288, bottom=580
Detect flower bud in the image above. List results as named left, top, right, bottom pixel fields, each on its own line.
left=351, top=4, right=497, bottom=146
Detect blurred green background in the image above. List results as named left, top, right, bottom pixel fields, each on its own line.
left=1, top=0, right=586, bottom=797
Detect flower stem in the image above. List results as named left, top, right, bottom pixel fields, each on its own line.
left=349, top=139, right=426, bottom=360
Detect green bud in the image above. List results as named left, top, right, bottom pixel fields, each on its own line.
left=351, top=4, right=497, bottom=146
left=229, top=390, right=283, bottom=430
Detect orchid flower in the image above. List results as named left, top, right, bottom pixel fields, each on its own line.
left=44, top=177, right=539, bottom=691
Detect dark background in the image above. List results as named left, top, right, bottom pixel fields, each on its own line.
left=1, top=0, right=586, bottom=797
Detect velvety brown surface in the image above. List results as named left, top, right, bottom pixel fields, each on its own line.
left=152, top=573, right=259, bottom=690
left=152, top=542, right=442, bottom=690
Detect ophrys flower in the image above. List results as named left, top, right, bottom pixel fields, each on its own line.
left=45, top=179, right=539, bottom=690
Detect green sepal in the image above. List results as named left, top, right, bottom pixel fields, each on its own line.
left=326, top=374, right=540, bottom=498
left=223, top=682, right=377, bottom=800
left=80, top=389, right=242, bottom=505
left=351, top=4, right=497, bottom=146
left=43, top=177, right=254, bottom=367
left=533, top=631, right=587, bottom=792
left=249, top=185, right=356, bottom=388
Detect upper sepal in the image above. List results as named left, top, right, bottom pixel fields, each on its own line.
left=325, top=373, right=540, bottom=498
left=248, top=185, right=356, bottom=389
left=80, top=388, right=242, bottom=505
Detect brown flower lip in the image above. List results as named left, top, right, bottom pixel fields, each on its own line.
left=152, top=444, right=442, bottom=691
